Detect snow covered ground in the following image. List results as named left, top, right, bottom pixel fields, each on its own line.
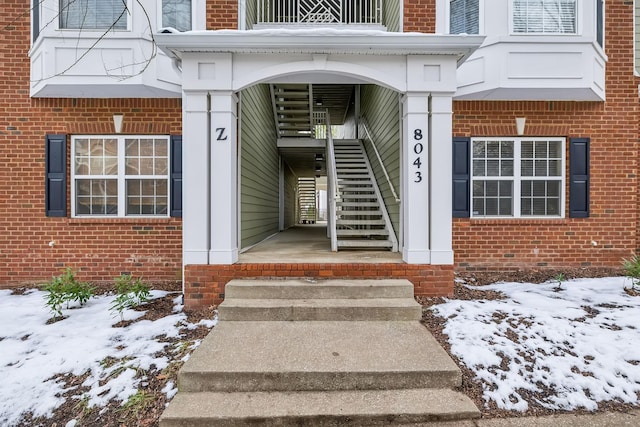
left=433, top=277, right=640, bottom=411
left=0, top=289, right=216, bottom=426
left=2, top=277, right=639, bottom=425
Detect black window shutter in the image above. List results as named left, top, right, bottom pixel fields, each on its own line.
left=45, top=134, right=67, bottom=217
left=170, top=135, right=183, bottom=217
left=452, top=137, right=471, bottom=218
left=569, top=138, right=590, bottom=218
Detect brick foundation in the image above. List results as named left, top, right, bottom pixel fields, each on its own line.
left=184, top=263, right=454, bottom=308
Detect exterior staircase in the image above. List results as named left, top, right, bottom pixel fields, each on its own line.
left=297, top=177, right=317, bottom=224
left=160, top=279, right=480, bottom=426
left=333, top=139, right=397, bottom=250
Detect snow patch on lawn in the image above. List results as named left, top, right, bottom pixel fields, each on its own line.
left=0, top=289, right=210, bottom=426
left=434, top=277, right=640, bottom=411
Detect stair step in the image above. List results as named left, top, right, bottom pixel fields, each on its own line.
left=336, top=229, right=389, bottom=236
left=338, top=239, right=394, bottom=248
left=218, top=298, right=421, bottom=322
left=338, top=219, right=386, bottom=225
left=160, top=388, right=480, bottom=427
left=338, top=210, right=382, bottom=216
left=336, top=202, right=379, bottom=207
left=338, top=181, right=373, bottom=186
left=224, top=279, right=414, bottom=299
left=176, top=321, right=460, bottom=392
left=339, top=194, right=378, bottom=199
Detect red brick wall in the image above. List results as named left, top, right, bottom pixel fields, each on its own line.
left=452, top=0, right=639, bottom=271
left=0, top=3, right=183, bottom=287
left=403, top=0, right=436, bottom=33
left=207, top=0, right=238, bottom=29
left=185, top=264, right=454, bottom=308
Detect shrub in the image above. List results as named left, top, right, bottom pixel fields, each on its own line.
left=110, top=274, right=151, bottom=320
left=622, top=254, right=640, bottom=290
left=43, top=268, right=95, bottom=318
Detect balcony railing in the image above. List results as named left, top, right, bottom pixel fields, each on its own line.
left=257, top=0, right=382, bottom=26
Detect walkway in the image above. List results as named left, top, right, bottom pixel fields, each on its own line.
left=239, top=224, right=403, bottom=264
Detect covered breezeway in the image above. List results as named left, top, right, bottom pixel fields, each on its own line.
left=155, top=30, right=483, bottom=269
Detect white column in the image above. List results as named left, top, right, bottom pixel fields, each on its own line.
left=429, top=94, right=454, bottom=264
left=401, top=92, right=430, bottom=264
left=182, top=91, right=210, bottom=265
left=209, top=91, right=239, bottom=264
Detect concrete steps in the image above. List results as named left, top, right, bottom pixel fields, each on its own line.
left=218, top=279, right=421, bottom=321
left=161, top=389, right=479, bottom=426
left=160, top=279, right=480, bottom=426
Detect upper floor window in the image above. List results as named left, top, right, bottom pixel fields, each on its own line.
left=162, top=0, right=192, bottom=32
left=72, top=136, right=170, bottom=217
left=60, top=0, right=128, bottom=30
left=471, top=137, right=565, bottom=218
left=450, top=0, right=479, bottom=34
left=513, top=0, right=577, bottom=34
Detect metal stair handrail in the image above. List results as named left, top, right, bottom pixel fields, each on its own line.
left=316, top=110, right=338, bottom=251
left=359, top=117, right=400, bottom=203
left=356, top=139, right=398, bottom=252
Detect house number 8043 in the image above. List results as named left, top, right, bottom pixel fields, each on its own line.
left=413, top=129, right=423, bottom=183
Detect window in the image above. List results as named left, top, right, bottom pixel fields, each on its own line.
left=450, top=0, right=479, bottom=34
left=72, top=136, right=169, bottom=217
left=471, top=137, right=565, bottom=217
left=60, top=0, right=128, bottom=30
left=162, top=0, right=192, bottom=32
left=596, top=0, right=603, bottom=47
left=513, top=0, right=577, bottom=34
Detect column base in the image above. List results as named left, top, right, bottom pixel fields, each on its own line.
left=209, top=249, right=239, bottom=264
left=402, top=249, right=431, bottom=264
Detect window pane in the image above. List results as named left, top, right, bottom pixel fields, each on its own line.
left=487, top=160, right=500, bottom=176
left=487, top=142, right=500, bottom=158
left=126, top=179, right=169, bottom=215
left=75, top=179, right=117, bottom=215
left=521, top=179, right=561, bottom=216
left=521, top=160, right=534, bottom=176
left=60, top=0, right=127, bottom=29
left=473, top=141, right=485, bottom=157
left=473, top=160, right=485, bottom=176
left=501, top=160, right=514, bottom=176
left=155, top=158, right=168, bottom=175
left=450, top=0, right=479, bottom=34
left=163, top=0, right=192, bottom=32
left=513, top=0, right=576, bottom=34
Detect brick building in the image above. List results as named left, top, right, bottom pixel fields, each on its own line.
left=1, top=0, right=636, bottom=308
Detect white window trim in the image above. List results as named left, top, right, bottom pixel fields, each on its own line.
left=446, top=0, right=484, bottom=35
left=157, top=0, right=202, bottom=32
left=509, top=0, right=580, bottom=36
left=57, top=0, right=133, bottom=32
left=470, top=137, right=566, bottom=219
left=71, top=135, right=171, bottom=218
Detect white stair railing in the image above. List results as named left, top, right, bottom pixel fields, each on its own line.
left=315, top=110, right=338, bottom=251
left=359, top=117, right=400, bottom=203
left=257, top=0, right=382, bottom=25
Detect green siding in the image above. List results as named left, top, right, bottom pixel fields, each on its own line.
left=246, top=0, right=257, bottom=29
left=383, top=0, right=400, bottom=32
left=283, top=162, right=297, bottom=229
left=240, top=84, right=279, bottom=249
left=359, top=85, right=401, bottom=238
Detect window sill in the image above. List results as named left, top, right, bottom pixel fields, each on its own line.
left=68, top=217, right=178, bottom=225
left=464, top=217, right=566, bottom=225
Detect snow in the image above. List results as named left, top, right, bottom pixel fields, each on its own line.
left=2, top=277, right=639, bottom=424
left=433, top=277, right=640, bottom=411
left=0, top=289, right=214, bottom=426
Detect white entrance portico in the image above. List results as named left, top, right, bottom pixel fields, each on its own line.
left=155, top=30, right=483, bottom=267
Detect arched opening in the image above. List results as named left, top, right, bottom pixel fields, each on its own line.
left=237, top=81, right=403, bottom=261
